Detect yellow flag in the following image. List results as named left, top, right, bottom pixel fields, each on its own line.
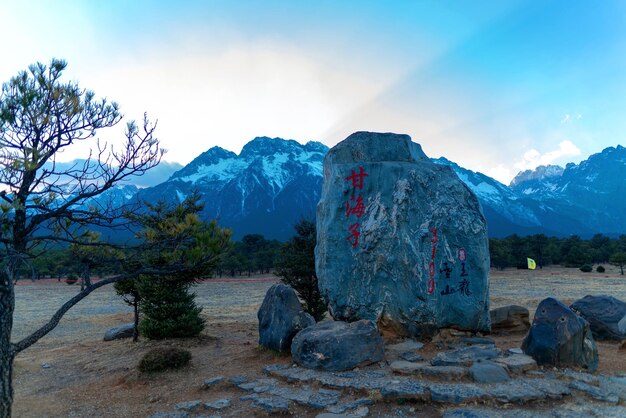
left=527, top=258, right=537, bottom=270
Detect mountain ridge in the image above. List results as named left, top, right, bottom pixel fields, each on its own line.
left=101, top=137, right=626, bottom=240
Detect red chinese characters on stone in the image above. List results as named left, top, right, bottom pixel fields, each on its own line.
left=345, top=195, right=366, bottom=218
left=345, top=166, right=368, bottom=248
left=345, top=167, right=368, bottom=190
left=346, top=223, right=361, bottom=248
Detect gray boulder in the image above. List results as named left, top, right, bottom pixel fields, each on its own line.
left=291, top=320, right=384, bottom=371
left=103, top=322, right=135, bottom=341
left=490, top=305, right=530, bottom=333
left=258, top=283, right=315, bottom=352
left=316, top=132, right=490, bottom=337
left=522, top=297, right=598, bottom=371
left=570, top=295, right=626, bottom=340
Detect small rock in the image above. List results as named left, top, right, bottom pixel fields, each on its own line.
left=570, top=295, right=626, bottom=341
left=228, top=375, right=247, bottom=385
left=431, top=346, right=501, bottom=367
left=258, top=283, right=316, bottom=352
left=400, top=351, right=423, bottom=362
left=103, top=322, right=135, bottom=341
left=307, top=388, right=341, bottom=409
left=202, top=376, right=224, bottom=388
left=456, top=336, right=496, bottom=346
left=387, top=340, right=424, bottom=351
left=149, top=412, right=189, bottom=418
left=562, top=369, right=598, bottom=384
left=390, top=360, right=468, bottom=378
left=522, top=297, right=598, bottom=371
left=291, top=320, right=384, bottom=371
left=598, top=375, right=626, bottom=402
left=175, top=400, right=202, bottom=411
left=204, top=399, right=231, bottom=410
left=569, top=380, right=620, bottom=404
left=325, top=398, right=373, bottom=414
left=494, top=354, right=537, bottom=373
left=490, top=305, right=530, bottom=333
left=252, top=396, right=290, bottom=413
left=469, top=361, right=510, bottom=383
left=41, top=363, right=51, bottom=369
left=429, top=383, right=487, bottom=404
left=508, top=348, right=523, bottom=355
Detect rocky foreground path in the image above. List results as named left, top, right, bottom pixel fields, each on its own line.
left=148, top=338, right=626, bottom=418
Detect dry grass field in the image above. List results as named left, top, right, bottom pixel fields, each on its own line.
left=10, top=266, right=626, bottom=417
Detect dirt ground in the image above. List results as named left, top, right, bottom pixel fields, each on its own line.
left=10, top=266, right=626, bottom=417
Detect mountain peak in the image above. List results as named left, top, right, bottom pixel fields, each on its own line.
left=239, top=136, right=302, bottom=158
left=510, top=165, right=564, bottom=187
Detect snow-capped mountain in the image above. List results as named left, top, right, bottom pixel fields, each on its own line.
left=136, top=137, right=327, bottom=240
left=123, top=139, right=626, bottom=240
left=510, top=164, right=564, bottom=196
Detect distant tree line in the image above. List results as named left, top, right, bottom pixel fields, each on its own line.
left=12, top=232, right=626, bottom=282
left=490, top=234, right=626, bottom=272
left=216, top=234, right=282, bottom=277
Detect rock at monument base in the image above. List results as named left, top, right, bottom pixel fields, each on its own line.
left=570, top=295, right=626, bottom=341
left=489, top=305, right=530, bottom=333
left=291, top=320, right=384, bottom=371
left=103, top=323, right=135, bottom=341
left=258, top=283, right=315, bottom=352
left=522, top=297, right=598, bottom=371
left=316, top=132, right=490, bottom=337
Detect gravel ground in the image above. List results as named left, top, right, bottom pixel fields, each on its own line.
left=12, top=275, right=278, bottom=344
left=12, top=265, right=626, bottom=345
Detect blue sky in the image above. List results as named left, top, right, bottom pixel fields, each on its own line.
left=1, top=0, right=625, bottom=184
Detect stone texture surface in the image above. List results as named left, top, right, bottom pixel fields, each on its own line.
left=103, top=322, right=134, bottom=341
left=390, top=360, right=468, bottom=379
left=522, top=297, right=598, bottom=371
left=291, top=320, right=384, bottom=371
left=431, top=346, right=501, bottom=367
left=570, top=295, right=626, bottom=341
left=494, top=354, right=537, bottom=373
left=174, top=401, right=202, bottom=411
left=469, top=361, right=510, bottom=383
left=315, top=132, right=490, bottom=337
left=257, top=283, right=315, bottom=352
left=490, top=305, right=530, bottom=333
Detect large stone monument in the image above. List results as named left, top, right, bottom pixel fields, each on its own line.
left=315, top=132, right=490, bottom=337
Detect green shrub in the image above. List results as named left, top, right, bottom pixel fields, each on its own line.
left=579, top=264, right=593, bottom=273
left=65, top=273, right=79, bottom=285
left=139, top=277, right=205, bottom=339
left=596, top=265, right=606, bottom=273
left=138, top=347, right=191, bottom=373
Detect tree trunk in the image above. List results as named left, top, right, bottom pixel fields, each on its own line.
left=0, top=268, right=16, bottom=418
left=132, top=301, right=139, bottom=342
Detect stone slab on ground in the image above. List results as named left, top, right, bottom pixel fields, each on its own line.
left=486, top=378, right=570, bottom=403
left=431, top=346, right=501, bottom=367
left=443, top=402, right=626, bottom=418
left=386, top=340, right=424, bottom=351
left=203, top=399, right=231, bottom=410
left=569, top=380, right=620, bottom=404
left=251, top=396, right=291, bottom=413
left=390, top=360, right=468, bottom=379
left=598, top=375, right=626, bottom=402
left=493, top=354, right=538, bottom=373
left=469, top=361, right=510, bottom=383
left=429, top=383, right=487, bottom=404
left=174, top=401, right=202, bottom=412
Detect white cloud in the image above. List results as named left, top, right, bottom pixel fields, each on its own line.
left=513, top=140, right=582, bottom=173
